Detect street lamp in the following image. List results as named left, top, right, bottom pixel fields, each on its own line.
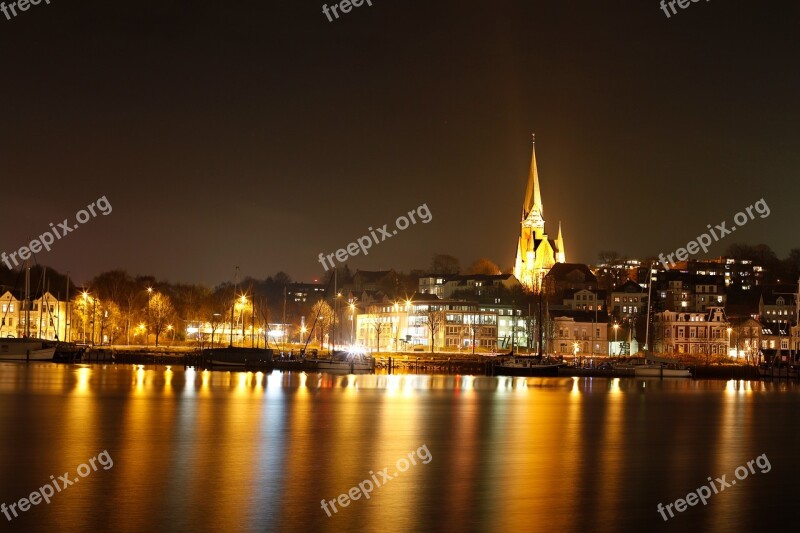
left=167, top=324, right=174, bottom=346
left=727, top=327, right=732, bottom=358
left=613, top=323, right=620, bottom=356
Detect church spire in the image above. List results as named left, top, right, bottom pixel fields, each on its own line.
left=556, top=221, right=566, bottom=263
left=522, top=134, right=543, bottom=219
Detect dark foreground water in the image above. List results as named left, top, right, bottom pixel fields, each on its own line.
left=0, top=364, right=798, bottom=533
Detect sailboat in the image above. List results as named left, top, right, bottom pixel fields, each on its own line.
left=0, top=265, right=57, bottom=362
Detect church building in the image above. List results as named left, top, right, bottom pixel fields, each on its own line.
left=513, top=137, right=566, bottom=293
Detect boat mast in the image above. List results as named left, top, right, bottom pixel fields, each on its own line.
left=332, top=269, right=337, bottom=353
left=282, top=285, right=287, bottom=353
left=65, top=273, right=70, bottom=342
left=789, top=278, right=800, bottom=356
left=644, top=262, right=655, bottom=353
left=229, top=266, right=239, bottom=348
left=24, top=263, right=30, bottom=338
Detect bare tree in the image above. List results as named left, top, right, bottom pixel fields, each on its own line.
left=148, top=291, right=175, bottom=347
left=310, top=300, right=334, bottom=351
left=368, top=317, right=385, bottom=353
left=467, top=258, right=501, bottom=275
left=424, top=307, right=445, bottom=354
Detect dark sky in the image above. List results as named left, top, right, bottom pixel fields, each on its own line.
left=2, top=0, right=798, bottom=286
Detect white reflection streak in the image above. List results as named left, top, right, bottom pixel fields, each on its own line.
left=135, top=365, right=145, bottom=393
left=267, top=370, right=283, bottom=400
left=183, top=367, right=196, bottom=397
left=75, top=366, right=91, bottom=395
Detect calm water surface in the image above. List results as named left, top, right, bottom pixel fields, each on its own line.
left=1, top=363, right=798, bottom=533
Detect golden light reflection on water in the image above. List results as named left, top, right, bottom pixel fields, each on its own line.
left=1, top=365, right=799, bottom=532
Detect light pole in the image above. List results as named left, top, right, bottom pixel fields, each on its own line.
left=81, top=292, right=88, bottom=344
left=613, top=323, right=619, bottom=356
left=727, top=327, right=732, bottom=358
left=349, top=302, right=355, bottom=345
left=146, top=287, right=153, bottom=347
left=239, top=295, right=247, bottom=348
left=211, top=313, right=221, bottom=348
left=406, top=299, right=412, bottom=349
left=393, top=302, right=399, bottom=352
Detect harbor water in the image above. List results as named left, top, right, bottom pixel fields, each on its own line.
left=0, top=363, right=798, bottom=532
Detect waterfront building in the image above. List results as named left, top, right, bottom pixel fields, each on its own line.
left=651, top=307, right=730, bottom=356
left=728, top=317, right=761, bottom=361
left=513, top=138, right=566, bottom=292
left=550, top=309, right=609, bottom=356
left=353, top=294, right=527, bottom=353
left=0, top=290, right=69, bottom=341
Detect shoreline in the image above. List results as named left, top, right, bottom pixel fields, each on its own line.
left=36, top=347, right=791, bottom=381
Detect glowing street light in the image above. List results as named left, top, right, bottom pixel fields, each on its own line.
left=613, top=323, right=620, bottom=356
left=727, top=327, right=733, bottom=358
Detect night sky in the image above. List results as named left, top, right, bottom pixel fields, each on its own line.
left=2, top=0, right=798, bottom=286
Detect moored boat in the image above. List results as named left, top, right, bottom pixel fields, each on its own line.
left=201, top=347, right=274, bottom=368
left=309, top=351, right=375, bottom=374
left=494, top=357, right=563, bottom=377
left=0, top=338, right=57, bottom=362
left=615, top=357, right=691, bottom=378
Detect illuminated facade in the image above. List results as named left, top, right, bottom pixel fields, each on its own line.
left=0, top=290, right=69, bottom=341
left=513, top=138, right=566, bottom=293
left=652, top=307, right=730, bottom=356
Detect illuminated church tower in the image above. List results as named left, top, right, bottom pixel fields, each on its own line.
left=513, top=136, right=566, bottom=292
